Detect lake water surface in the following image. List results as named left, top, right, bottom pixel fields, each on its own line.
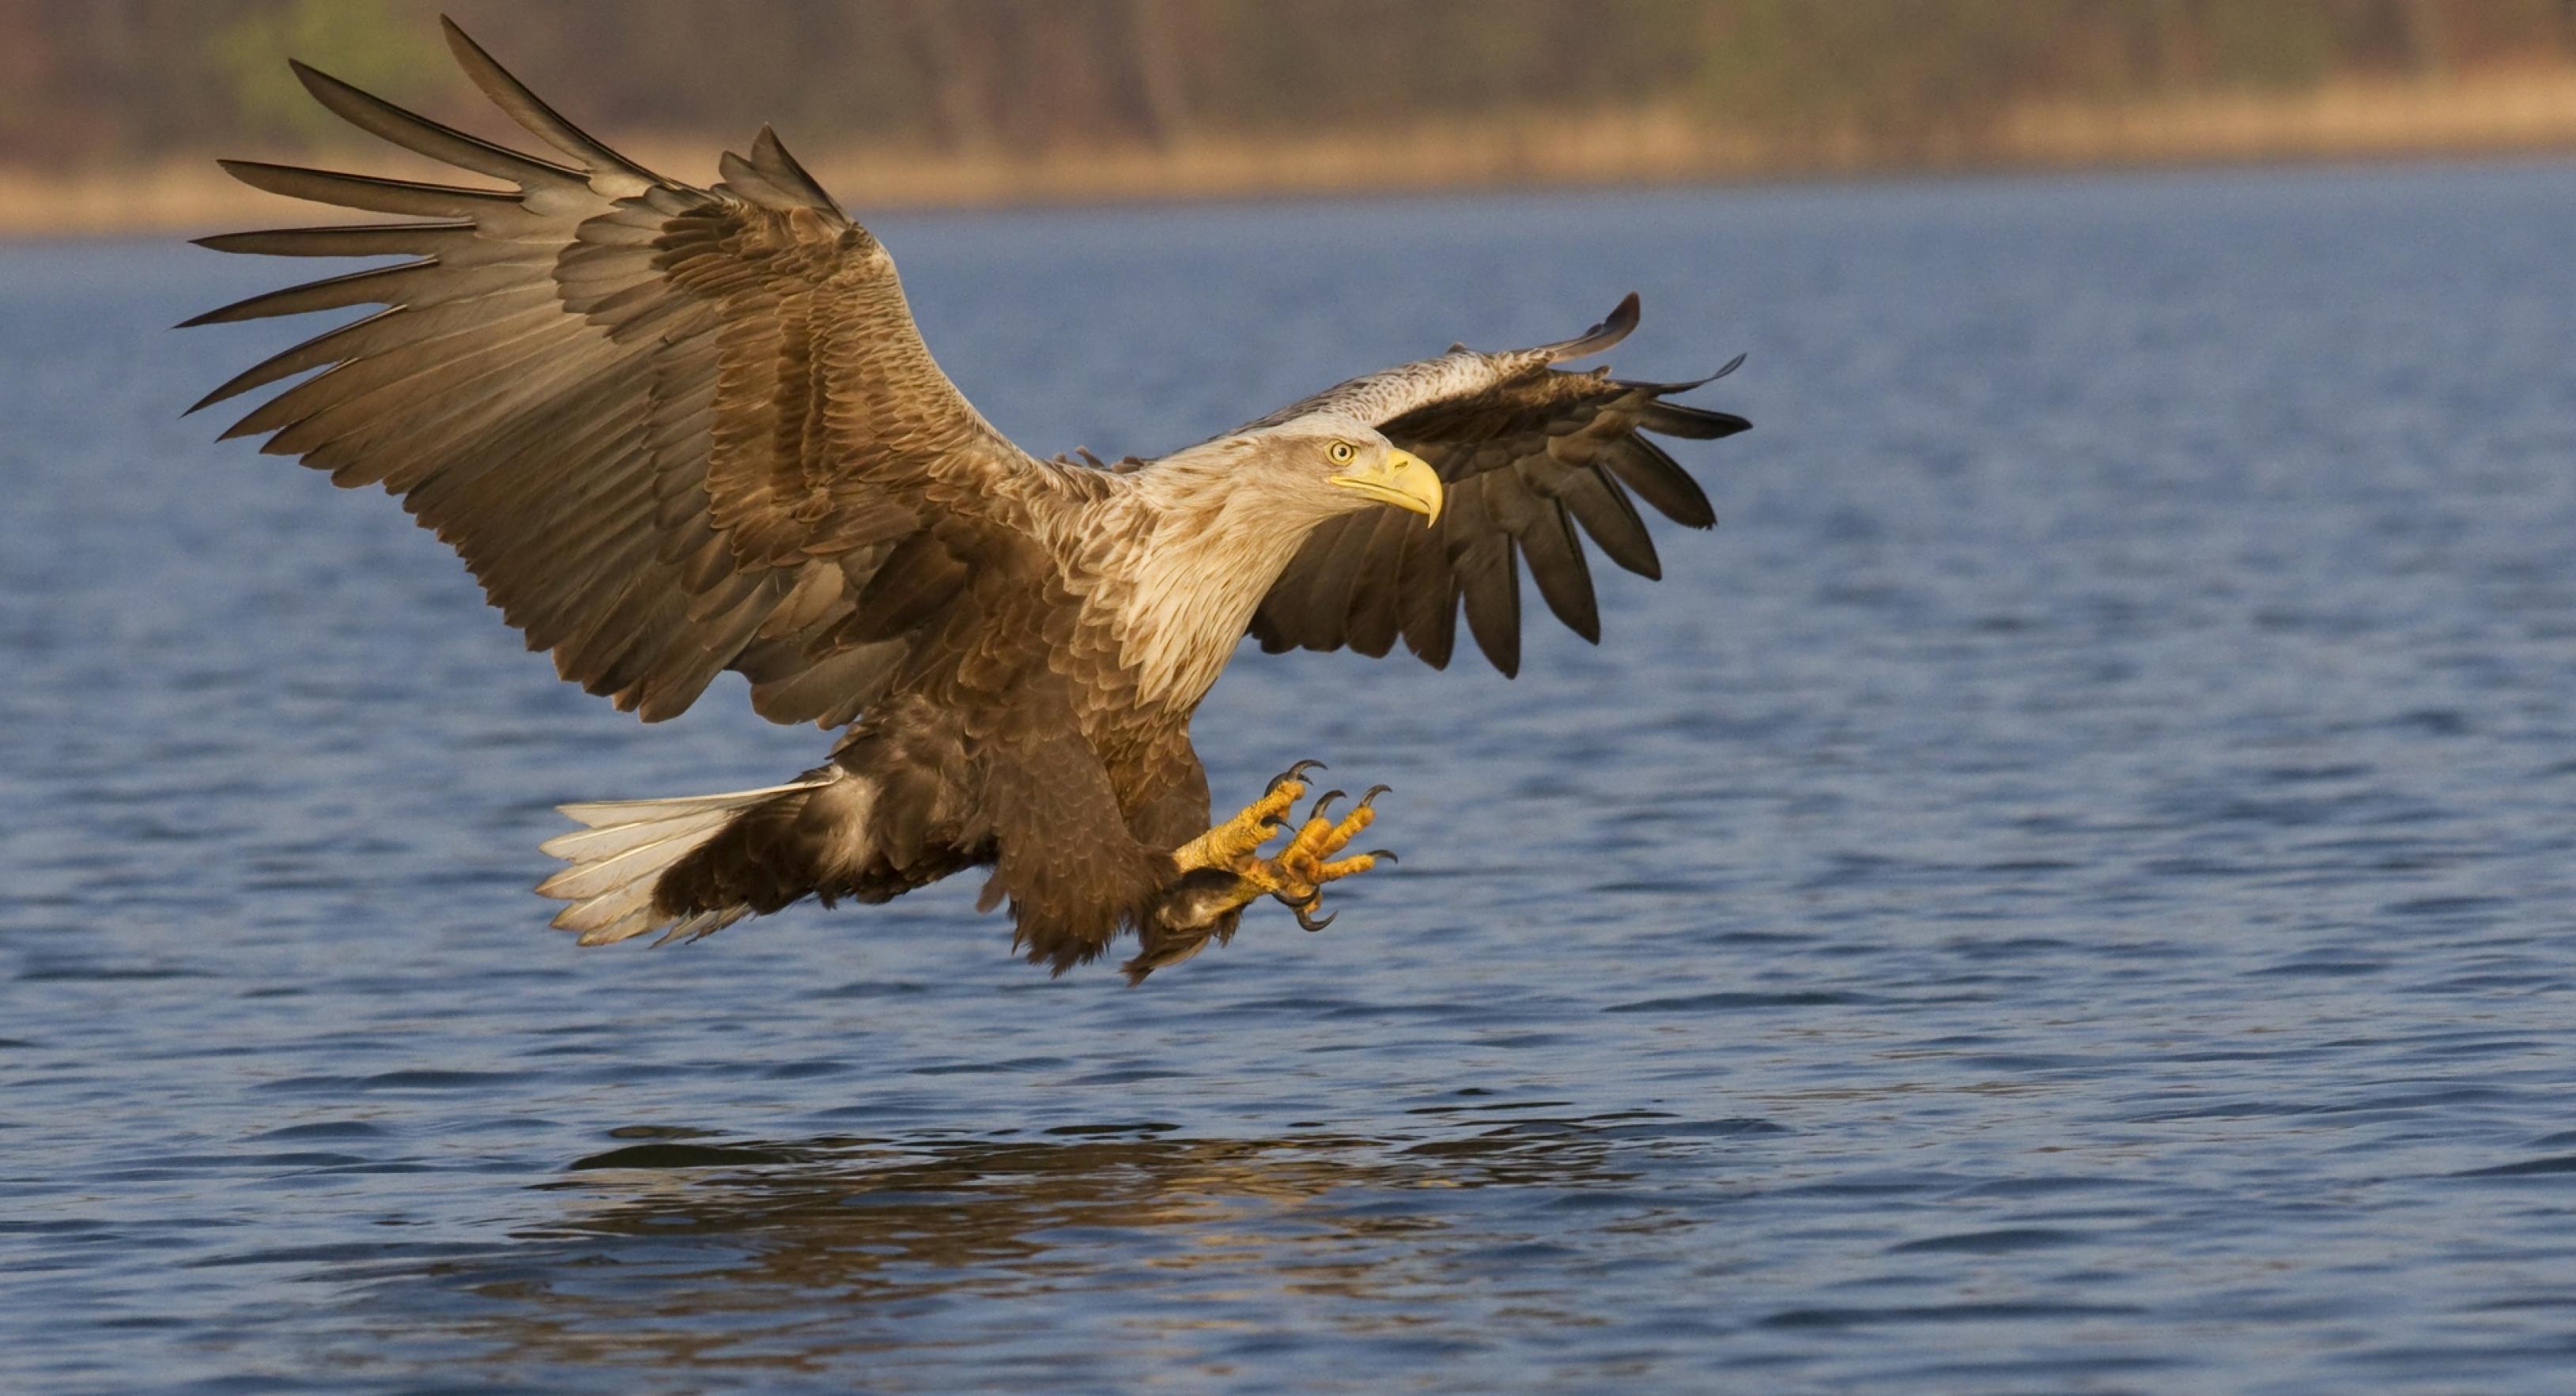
left=7, top=163, right=2576, bottom=1393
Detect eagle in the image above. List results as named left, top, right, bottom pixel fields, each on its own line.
left=187, top=21, right=1750, bottom=983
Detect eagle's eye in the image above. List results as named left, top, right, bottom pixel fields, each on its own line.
left=1327, top=440, right=1356, bottom=465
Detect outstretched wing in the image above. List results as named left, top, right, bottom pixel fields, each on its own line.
left=1246, top=295, right=1749, bottom=676
left=187, top=21, right=1081, bottom=726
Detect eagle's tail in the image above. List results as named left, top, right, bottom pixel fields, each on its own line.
left=537, top=771, right=853, bottom=947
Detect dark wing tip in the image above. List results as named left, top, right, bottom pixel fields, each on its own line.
left=1543, top=292, right=1641, bottom=364
left=1605, top=290, right=1642, bottom=335
left=1622, top=353, right=1751, bottom=397
left=439, top=14, right=496, bottom=74
left=716, top=131, right=842, bottom=215
left=284, top=56, right=342, bottom=105
left=750, top=124, right=840, bottom=211
left=1621, top=353, right=1752, bottom=440
left=438, top=13, right=502, bottom=70
left=1639, top=401, right=1752, bottom=441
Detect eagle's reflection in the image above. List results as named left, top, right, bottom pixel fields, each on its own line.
left=403, top=1117, right=1675, bottom=1371
left=538, top=1121, right=1629, bottom=1285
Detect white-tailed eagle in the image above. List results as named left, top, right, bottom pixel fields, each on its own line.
left=187, top=21, right=1750, bottom=982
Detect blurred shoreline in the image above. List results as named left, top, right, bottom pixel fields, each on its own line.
left=9, top=67, right=2576, bottom=240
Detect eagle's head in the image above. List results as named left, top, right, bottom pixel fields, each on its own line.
left=1117, top=411, right=1447, bottom=707
left=1241, top=410, right=1444, bottom=527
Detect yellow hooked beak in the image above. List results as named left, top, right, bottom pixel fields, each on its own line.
left=1329, top=447, right=1444, bottom=526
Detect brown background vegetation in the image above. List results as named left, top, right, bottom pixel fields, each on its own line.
left=5, top=0, right=2576, bottom=234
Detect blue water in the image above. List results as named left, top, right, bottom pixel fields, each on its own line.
left=6, top=161, right=2576, bottom=1393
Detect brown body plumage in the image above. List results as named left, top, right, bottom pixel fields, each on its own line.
left=188, top=22, right=1750, bottom=981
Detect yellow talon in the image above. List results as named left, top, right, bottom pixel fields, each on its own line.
left=1168, top=771, right=1395, bottom=926
left=1173, top=761, right=1316, bottom=872
left=1279, top=784, right=1382, bottom=876
left=1131, top=772, right=1398, bottom=982
left=1313, top=852, right=1384, bottom=881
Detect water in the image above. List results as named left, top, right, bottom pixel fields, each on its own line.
left=6, top=161, right=2576, bottom=1393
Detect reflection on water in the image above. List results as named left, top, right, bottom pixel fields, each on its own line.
left=387, top=1115, right=1724, bottom=1384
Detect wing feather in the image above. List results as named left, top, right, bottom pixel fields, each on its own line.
left=182, top=259, right=454, bottom=327
left=1542, top=458, right=1660, bottom=580
left=192, top=222, right=478, bottom=260
left=1394, top=507, right=1461, bottom=669
left=189, top=25, right=1072, bottom=726
left=1507, top=495, right=1600, bottom=644
left=1445, top=475, right=1523, bottom=677
left=287, top=58, right=584, bottom=186
left=1250, top=297, right=1748, bottom=675
left=438, top=17, right=664, bottom=194
left=211, top=158, right=520, bottom=217
left=1599, top=433, right=1716, bottom=530
left=1340, top=506, right=1415, bottom=658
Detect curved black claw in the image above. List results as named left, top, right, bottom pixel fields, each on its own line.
left=1309, top=789, right=1347, bottom=822
left=1267, top=759, right=1326, bottom=794
left=1357, top=784, right=1392, bottom=809
left=1289, top=897, right=1337, bottom=933
left=1364, top=849, right=1398, bottom=866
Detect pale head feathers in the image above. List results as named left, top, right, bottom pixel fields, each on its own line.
left=1088, top=413, right=1418, bottom=711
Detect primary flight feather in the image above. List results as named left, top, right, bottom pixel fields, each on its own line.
left=188, top=19, right=1751, bottom=982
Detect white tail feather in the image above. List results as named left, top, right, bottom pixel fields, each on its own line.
left=554, top=779, right=829, bottom=829
left=538, top=809, right=733, bottom=864
left=539, top=775, right=837, bottom=947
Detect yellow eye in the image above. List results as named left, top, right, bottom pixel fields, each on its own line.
left=1328, top=441, right=1355, bottom=465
